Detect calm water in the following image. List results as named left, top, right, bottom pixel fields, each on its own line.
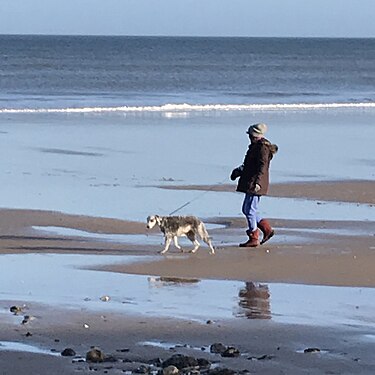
left=1, top=253, right=375, bottom=327
left=1, top=35, right=375, bottom=110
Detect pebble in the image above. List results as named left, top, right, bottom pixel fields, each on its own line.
left=10, top=306, right=23, bottom=314
left=61, top=348, right=76, bottom=357
left=221, top=346, right=240, bottom=358
left=133, top=364, right=150, bottom=374
left=86, top=348, right=105, bottom=363
left=210, top=342, right=227, bottom=354
left=304, top=347, right=320, bottom=353
left=21, top=315, right=35, bottom=325
left=162, top=354, right=198, bottom=369
left=163, top=365, right=179, bottom=375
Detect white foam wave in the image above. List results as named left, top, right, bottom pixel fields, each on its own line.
left=1, top=102, right=375, bottom=114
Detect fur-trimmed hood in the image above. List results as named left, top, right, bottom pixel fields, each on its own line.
left=263, top=139, right=279, bottom=157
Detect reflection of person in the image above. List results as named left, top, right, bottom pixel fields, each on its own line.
left=231, top=123, right=278, bottom=247
left=238, top=282, right=271, bottom=319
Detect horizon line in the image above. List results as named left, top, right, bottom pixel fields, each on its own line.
left=0, top=33, right=374, bottom=40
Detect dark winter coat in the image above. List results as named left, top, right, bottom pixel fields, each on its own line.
left=236, top=138, right=278, bottom=196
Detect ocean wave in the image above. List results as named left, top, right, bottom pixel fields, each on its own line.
left=1, top=102, right=375, bottom=114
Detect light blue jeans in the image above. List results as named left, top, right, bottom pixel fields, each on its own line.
left=242, top=194, right=262, bottom=232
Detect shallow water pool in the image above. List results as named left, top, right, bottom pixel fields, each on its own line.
left=1, top=253, right=375, bottom=329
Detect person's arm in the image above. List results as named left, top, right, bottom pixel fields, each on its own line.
left=230, top=164, right=244, bottom=180
left=254, top=144, right=268, bottom=189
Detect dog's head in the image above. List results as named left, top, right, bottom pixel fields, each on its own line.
left=146, top=215, right=161, bottom=229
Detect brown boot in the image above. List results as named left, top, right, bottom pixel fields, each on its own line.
left=239, top=229, right=260, bottom=247
left=258, top=219, right=274, bottom=245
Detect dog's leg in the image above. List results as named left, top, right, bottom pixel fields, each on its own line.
left=173, top=236, right=183, bottom=252
left=204, top=238, right=215, bottom=255
left=159, top=236, right=172, bottom=254
left=190, top=240, right=201, bottom=253
left=198, top=223, right=215, bottom=255
left=186, top=231, right=198, bottom=253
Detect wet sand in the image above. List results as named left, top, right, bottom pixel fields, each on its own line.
left=1, top=179, right=374, bottom=374
left=1, top=303, right=375, bottom=375
left=158, top=179, right=375, bottom=205
left=1, top=180, right=373, bottom=287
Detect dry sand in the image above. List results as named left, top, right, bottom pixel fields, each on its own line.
left=1, top=180, right=374, bottom=374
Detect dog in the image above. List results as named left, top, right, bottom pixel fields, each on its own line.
left=146, top=215, right=215, bottom=255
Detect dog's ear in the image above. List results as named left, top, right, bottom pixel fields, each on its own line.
left=155, top=215, right=161, bottom=224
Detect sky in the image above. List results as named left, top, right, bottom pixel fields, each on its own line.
left=0, top=0, right=374, bottom=38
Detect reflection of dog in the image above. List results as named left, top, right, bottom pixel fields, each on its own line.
left=146, top=215, right=215, bottom=255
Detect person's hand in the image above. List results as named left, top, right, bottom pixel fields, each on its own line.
left=230, top=168, right=241, bottom=181
left=254, top=184, right=261, bottom=193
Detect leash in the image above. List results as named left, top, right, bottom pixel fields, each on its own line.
left=169, top=177, right=229, bottom=216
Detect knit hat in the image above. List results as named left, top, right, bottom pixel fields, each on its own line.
left=246, top=123, right=268, bottom=137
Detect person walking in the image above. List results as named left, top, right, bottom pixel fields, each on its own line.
left=230, top=123, right=278, bottom=247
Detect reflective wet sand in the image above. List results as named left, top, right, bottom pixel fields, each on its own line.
left=0, top=108, right=374, bottom=374
left=1, top=253, right=375, bottom=328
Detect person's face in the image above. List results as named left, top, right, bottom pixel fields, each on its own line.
left=249, top=134, right=256, bottom=143
left=249, top=134, right=261, bottom=143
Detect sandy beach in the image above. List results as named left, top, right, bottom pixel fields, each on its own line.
left=0, top=104, right=374, bottom=375
left=1, top=178, right=374, bottom=374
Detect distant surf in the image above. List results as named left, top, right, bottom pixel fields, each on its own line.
left=1, top=102, right=375, bottom=114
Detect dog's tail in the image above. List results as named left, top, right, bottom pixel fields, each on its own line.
left=198, top=222, right=215, bottom=254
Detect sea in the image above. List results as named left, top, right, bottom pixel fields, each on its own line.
left=1, top=35, right=375, bottom=110
left=0, top=35, right=374, bottom=221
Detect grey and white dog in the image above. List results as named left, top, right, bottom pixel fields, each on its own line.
left=146, top=215, right=215, bottom=255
